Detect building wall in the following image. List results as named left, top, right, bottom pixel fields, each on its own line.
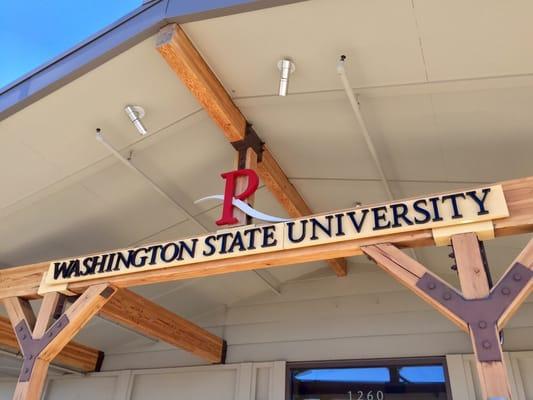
left=0, top=362, right=285, bottom=400
left=2, top=354, right=533, bottom=399
left=101, top=267, right=533, bottom=370
left=1, top=266, right=532, bottom=399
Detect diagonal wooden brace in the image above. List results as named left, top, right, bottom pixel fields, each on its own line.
left=4, top=284, right=116, bottom=400
left=416, top=262, right=532, bottom=361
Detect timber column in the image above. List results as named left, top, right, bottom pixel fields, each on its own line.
left=3, top=284, right=116, bottom=400
left=452, top=233, right=511, bottom=399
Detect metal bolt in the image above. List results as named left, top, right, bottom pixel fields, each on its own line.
left=428, top=282, right=436, bottom=290
left=24, top=368, right=29, bottom=374
left=513, top=273, right=522, bottom=282
left=482, top=340, right=492, bottom=349
left=22, top=335, right=27, bottom=340
left=501, top=287, right=511, bottom=296
left=28, top=354, right=33, bottom=360
left=48, top=332, right=53, bottom=338
left=18, top=326, right=23, bottom=332
left=443, top=292, right=452, bottom=301
left=478, top=320, right=487, bottom=329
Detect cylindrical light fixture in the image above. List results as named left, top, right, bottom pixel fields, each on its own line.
left=277, top=58, right=295, bottom=96
left=124, top=105, right=148, bottom=135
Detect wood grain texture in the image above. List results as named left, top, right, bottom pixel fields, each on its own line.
left=361, top=243, right=468, bottom=331
left=156, top=24, right=245, bottom=142
left=3, top=297, right=36, bottom=335
left=497, top=238, right=533, bottom=329
left=156, top=23, right=347, bottom=277
left=452, top=233, right=511, bottom=400
left=12, top=358, right=48, bottom=400
left=5, top=286, right=113, bottom=400
left=99, top=289, right=225, bottom=363
left=40, top=284, right=116, bottom=362
left=33, top=292, right=61, bottom=339
left=451, top=233, right=490, bottom=300
left=0, top=316, right=102, bottom=372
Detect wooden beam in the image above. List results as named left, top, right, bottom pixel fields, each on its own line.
left=156, top=23, right=347, bottom=276
left=40, top=284, right=116, bottom=362
left=360, top=243, right=468, bottom=331
left=99, top=289, right=225, bottom=364
left=4, top=298, right=36, bottom=333
left=33, top=292, right=61, bottom=339
left=5, top=284, right=115, bottom=400
left=0, top=315, right=103, bottom=373
left=0, top=177, right=532, bottom=299
left=497, top=237, right=533, bottom=329
left=452, top=233, right=511, bottom=400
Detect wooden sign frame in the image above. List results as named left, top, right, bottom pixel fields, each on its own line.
left=0, top=176, right=531, bottom=400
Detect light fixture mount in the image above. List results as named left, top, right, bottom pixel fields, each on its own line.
left=277, top=58, right=295, bottom=96
left=124, top=104, right=148, bottom=135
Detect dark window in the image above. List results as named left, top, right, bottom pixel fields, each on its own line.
left=288, top=357, right=451, bottom=400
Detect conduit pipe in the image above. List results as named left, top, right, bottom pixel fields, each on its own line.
left=95, top=129, right=281, bottom=295
left=96, top=129, right=209, bottom=232
left=336, top=56, right=394, bottom=200
left=337, top=57, right=419, bottom=261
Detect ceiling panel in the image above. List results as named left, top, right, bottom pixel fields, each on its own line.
left=0, top=36, right=202, bottom=208
left=238, top=92, right=380, bottom=180
left=360, top=94, right=448, bottom=182
left=429, top=86, right=533, bottom=182
left=184, top=0, right=427, bottom=97
left=0, top=135, right=63, bottom=209
left=413, top=0, right=533, bottom=80
left=0, top=160, right=189, bottom=266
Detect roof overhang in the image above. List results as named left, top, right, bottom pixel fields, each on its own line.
left=0, top=0, right=307, bottom=120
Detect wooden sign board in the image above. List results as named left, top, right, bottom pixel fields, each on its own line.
left=41, top=185, right=509, bottom=292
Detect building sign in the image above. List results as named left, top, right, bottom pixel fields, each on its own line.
left=43, top=184, right=509, bottom=289
left=195, top=168, right=288, bottom=224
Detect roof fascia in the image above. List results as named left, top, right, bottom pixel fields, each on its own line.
left=0, top=0, right=307, bottom=121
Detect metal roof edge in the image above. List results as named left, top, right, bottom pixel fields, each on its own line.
left=0, top=0, right=307, bottom=121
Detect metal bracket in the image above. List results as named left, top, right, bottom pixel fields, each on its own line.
left=14, top=314, right=70, bottom=382
left=231, top=123, right=264, bottom=168
left=416, top=263, right=531, bottom=362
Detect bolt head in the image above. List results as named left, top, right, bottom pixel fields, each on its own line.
left=482, top=340, right=492, bottom=349
left=513, top=273, right=522, bottom=282
left=478, top=320, right=488, bottom=329
left=443, top=292, right=452, bottom=300
left=501, top=287, right=511, bottom=296
left=428, top=282, right=436, bottom=290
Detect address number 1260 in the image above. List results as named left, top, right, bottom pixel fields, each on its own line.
left=348, top=390, right=384, bottom=400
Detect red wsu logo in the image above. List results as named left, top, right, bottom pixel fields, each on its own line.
left=218, top=169, right=258, bottom=225
left=195, top=169, right=288, bottom=226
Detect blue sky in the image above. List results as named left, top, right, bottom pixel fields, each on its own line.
left=294, top=366, right=445, bottom=383
left=0, top=0, right=141, bottom=89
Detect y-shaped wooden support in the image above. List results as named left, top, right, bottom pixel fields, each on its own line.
left=362, top=236, right=533, bottom=400
left=3, top=284, right=116, bottom=400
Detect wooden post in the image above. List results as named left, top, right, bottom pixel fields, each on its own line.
left=3, top=284, right=116, bottom=400
left=452, top=233, right=511, bottom=399
left=363, top=239, right=533, bottom=400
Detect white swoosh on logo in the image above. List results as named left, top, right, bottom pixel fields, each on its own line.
left=195, top=195, right=289, bottom=223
